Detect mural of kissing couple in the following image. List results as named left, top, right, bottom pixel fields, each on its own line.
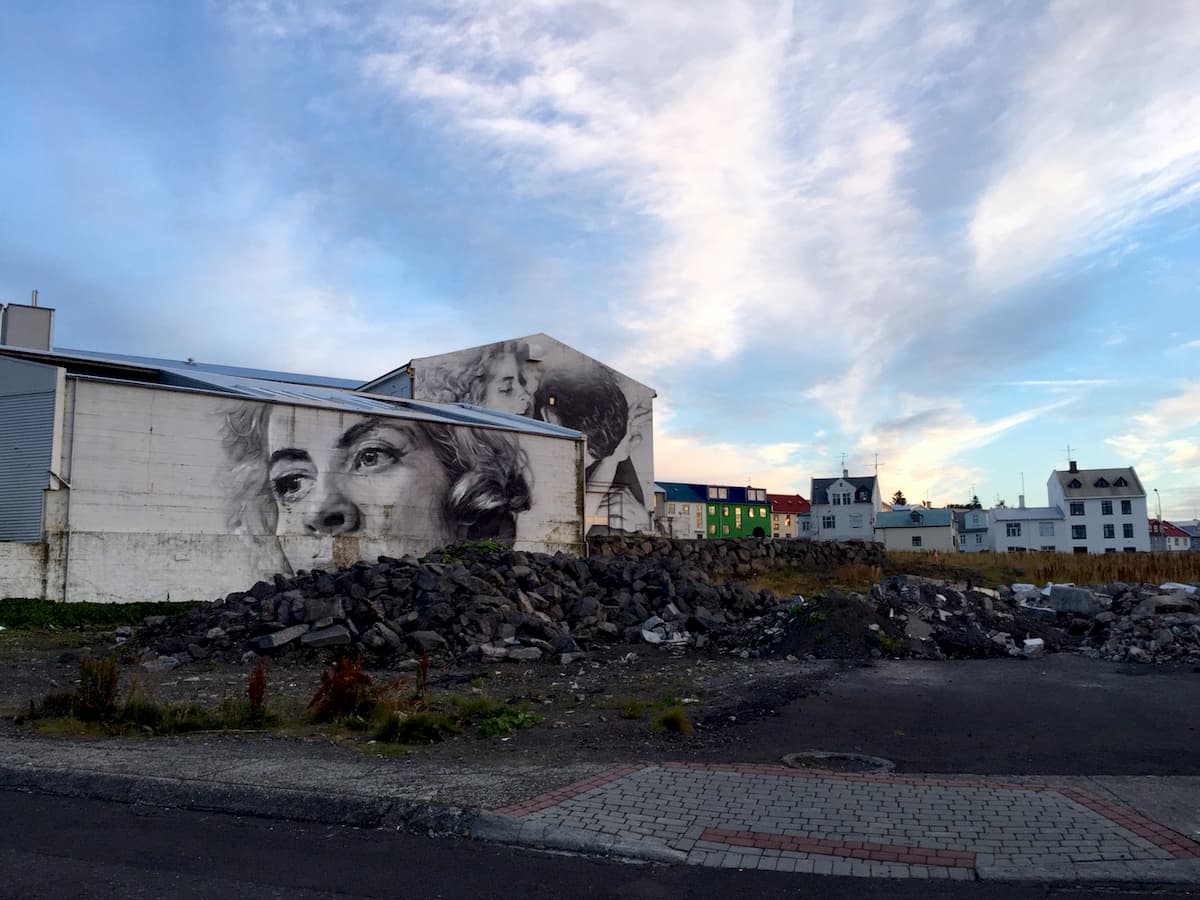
left=410, top=338, right=654, bottom=536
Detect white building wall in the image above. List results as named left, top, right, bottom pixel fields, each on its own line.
left=26, top=379, right=584, bottom=603
left=989, top=517, right=1068, bottom=552
left=662, top=501, right=705, bottom=539
left=810, top=478, right=880, bottom=542
left=1046, top=478, right=1150, bottom=553
left=878, top=526, right=956, bottom=552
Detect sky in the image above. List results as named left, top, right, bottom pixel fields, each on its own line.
left=1, top=0, right=1198, bottom=520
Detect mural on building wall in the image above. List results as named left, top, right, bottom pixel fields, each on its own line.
left=218, top=402, right=532, bottom=574
left=412, top=338, right=652, bottom=535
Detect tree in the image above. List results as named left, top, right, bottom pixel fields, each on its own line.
left=968, top=495, right=982, bottom=509
left=891, top=490, right=907, bottom=506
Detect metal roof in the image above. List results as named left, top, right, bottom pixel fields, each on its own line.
left=56, top=347, right=363, bottom=388
left=1050, top=466, right=1144, bottom=498
left=991, top=505, right=1064, bottom=522
left=875, top=508, right=954, bottom=529
left=656, top=482, right=708, bottom=503
left=767, top=493, right=810, bottom=514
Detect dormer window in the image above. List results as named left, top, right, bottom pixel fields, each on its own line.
left=1094, top=477, right=1109, bottom=488
left=1113, top=477, right=1127, bottom=487
left=1068, top=478, right=1082, bottom=489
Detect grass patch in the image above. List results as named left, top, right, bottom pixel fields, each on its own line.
left=0, top=599, right=199, bottom=630
left=372, top=712, right=461, bottom=744
left=745, top=563, right=881, bottom=599
left=651, top=705, right=695, bottom=734
left=448, top=694, right=542, bottom=737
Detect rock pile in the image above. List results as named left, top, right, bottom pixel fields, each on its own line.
left=588, top=535, right=885, bottom=576
left=131, top=541, right=787, bottom=671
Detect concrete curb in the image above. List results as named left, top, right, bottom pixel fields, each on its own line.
left=978, top=859, right=1200, bottom=885
left=0, top=763, right=395, bottom=828
left=470, top=811, right=688, bottom=864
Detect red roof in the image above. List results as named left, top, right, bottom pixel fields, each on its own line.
left=767, top=493, right=810, bottom=514
left=1149, top=519, right=1190, bottom=538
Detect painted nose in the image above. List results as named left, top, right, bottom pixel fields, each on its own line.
left=303, top=489, right=360, bottom=535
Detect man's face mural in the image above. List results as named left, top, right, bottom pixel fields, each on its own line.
left=266, top=414, right=451, bottom=538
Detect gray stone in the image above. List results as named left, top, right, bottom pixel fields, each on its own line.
left=250, top=624, right=308, bottom=651
left=406, top=630, right=447, bottom=651
left=507, top=647, right=543, bottom=661
left=1045, top=585, right=1101, bottom=616
left=302, top=625, right=352, bottom=648
left=142, top=655, right=180, bottom=672
left=480, top=642, right=508, bottom=659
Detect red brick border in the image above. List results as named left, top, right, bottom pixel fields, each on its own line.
left=701, top=827, right=975, bottom=869
left=493, top=766, right=643, bottom=816
left=1055, top=786, right=1200, bottom=859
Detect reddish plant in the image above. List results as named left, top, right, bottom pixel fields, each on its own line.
left=247, top=658, right=267, bottom=714
left=309, top=656, right=375, bottom=722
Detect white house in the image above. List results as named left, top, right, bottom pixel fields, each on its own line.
left=874, top=507, right=958, bottom=552
left=1045, top=462, right=1149, bottom=554
left=954, top=508, right=992, bottom=552
left=809, top=471, right=881, bottom=542
left=989, top=499, right=1067, bottom=553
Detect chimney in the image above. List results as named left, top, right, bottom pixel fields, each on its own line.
left=842, top=468, right=848, bottom=478
left=1018, top=494, right=1025, bottom=509
left=1068, top=460, right=1078, bottom=473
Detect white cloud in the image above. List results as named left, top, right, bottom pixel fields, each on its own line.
left=969, top=1, right=1200, bottom=287
left=1104, top=382, right=1200, bottom=508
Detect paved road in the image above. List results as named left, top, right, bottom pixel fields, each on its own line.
left=2, top=792, right=1194, bottom=899
left=731, top=655, right=1200, bottom=774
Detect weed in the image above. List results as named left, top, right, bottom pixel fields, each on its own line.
left=309, top=656, right=375, bottom=723
left=652, top=705, right=695, bottom=734
left=618, top=698, right=649, bottom=720
left=372, top=711, right=461, bottom=744
left=871, top=630, right=904, bottom=654
left=477, top=707, right=542, bottom=737
left=807, top=611, right=828, bottom=625
left=415, top=651, right=429, bottom=701
left=75, top=655, right=120, bottom=722
left=36, top=691, right=75, bottom=718
left=247, top=658, right=267, bottom=716
left=786, top=602, right=807, bottom=619
left=449, top=694, right=504, bottom=720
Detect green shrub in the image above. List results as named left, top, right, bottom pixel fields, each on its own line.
left=373, top=712, right=461, bottom=744
left=75, top=655, right=121, bottom=722
left=652, top=705, right=694, bottom=734
left=477, top=708, right=542, bottom=737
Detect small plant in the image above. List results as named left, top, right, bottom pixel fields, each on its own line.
left=652, top=705, right=695, bottom=734
left=247, top=658, right=267, bottom=716
left=477, top=707, right=542, bottom=737
left=786, top=601, right=807, bottom=619
left=309, top=656, right=376, bottom=723
left=618, top=698, right=649, bottom=719
left=75, top=655, right=121, bottom=722
left=871, top=630, right=904, bottom=655
left=372, top=711, right=461, bottom=744
left=807, top=611, right=828, bottom=625
left=415, top=651, right=429, bottom=701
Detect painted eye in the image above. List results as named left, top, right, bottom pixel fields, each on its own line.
left=272, top=474, right=305, bottom=500
left=354, top=445, right=398, bottom=471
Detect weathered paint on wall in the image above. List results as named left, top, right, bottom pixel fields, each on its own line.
left=386, top=334, right=656, bottom=536
left=5, top=378, right=583, bottom=603
left=0, top=541, right=46, bottom=598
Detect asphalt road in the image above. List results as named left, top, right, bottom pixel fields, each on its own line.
left=3, top=791, right=1195, bottom=899
left=729, top=655, right=1200, bottom=774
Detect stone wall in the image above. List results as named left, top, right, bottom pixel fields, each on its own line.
left=586, top=535, right=886, bottom=576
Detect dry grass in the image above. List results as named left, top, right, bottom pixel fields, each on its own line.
left=746, top=562, right=882, bottom=597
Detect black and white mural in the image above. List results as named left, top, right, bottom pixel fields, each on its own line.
left=406, top=335, right=655, bottom=535
left=219, top=402, right=533, bottom=574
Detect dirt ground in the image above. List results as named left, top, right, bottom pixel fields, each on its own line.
left=0, top=626, right=853, bottom=768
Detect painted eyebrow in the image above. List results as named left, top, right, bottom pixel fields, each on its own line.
left=336, top=418, right=417, bottom=450
left=268, top=449, right=312, bottom=468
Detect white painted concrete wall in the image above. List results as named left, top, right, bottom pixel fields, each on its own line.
left=877, top=526, right=957, bottom=552
left=1046, top=477, right=1150, bottom=553
left=0, top=542, right=46, bottom=598
left=23, top=379, right=583, bottom=603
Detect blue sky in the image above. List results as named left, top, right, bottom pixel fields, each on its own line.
left=2, top=1, right=1198, bottom=519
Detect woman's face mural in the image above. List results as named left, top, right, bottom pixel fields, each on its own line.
left=481, top=351, right=533, bottom=416
left=266, top=415, right=451, bottom=540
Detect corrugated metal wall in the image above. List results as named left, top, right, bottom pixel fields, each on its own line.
left=0, top=357, right=57, bottom=541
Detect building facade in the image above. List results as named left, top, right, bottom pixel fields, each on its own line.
left=809, top=471, right=881, bottom=542
left=1149, top=519, right=1192, bottom=552
left=1045, top=462, right=1149, bottom=554
left=362, top=334, right=656, bottom=537
left=657, top=482, right=707, bottom=539
left=954, top=508, right=992, bottom=552
left=767, top=493, right=810, bottom=539
left=702, top=485, right=772, bottom=538
left=874, top=507, right=958, bottom=552
left=989, top=502, right=1067, bottom=553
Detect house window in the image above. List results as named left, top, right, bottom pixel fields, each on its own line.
left=975, top=534, right=982, bottom=545
left=722, top=506, right=729, bottom=516
left=849, top=513, right=863, bottom=529
left=1103, top=524, right=1115, bottom=539
left=667, top=503, right=676, bottom=515
left=1101, top=500, right=1113, bottom=515
left=1123, top=523, right=1134, bottom=539
left=1069, top=502, right=1085, bottom=516
left=831, top=492, right=842, bottom=505
left=708, top=505, right=716, bottom=515
left=718, top=487, right=728, bottom=500
left=1040, top=545, right=1056, bottom=551
left=1094, top=477, right=1110, bottom=488
left=1039, top=522, right=1054, bottom=537
left=1123, top=547, right=1136, bottom=552
left=912, top=536, right=922, bottom=547
left=784, top=516, right=791, bottom=527
left=1073, top=547, right=1088, bottom=554
left=709, top=523, right=716, bottom=535
left=1104, top=548, right=1116, bottom=553
left=802, top=520, right=811, bottom=532
left=734, top=508, right=742, bottom=527
left=1072, top=525, right=1087, bottom=540
left=707, top=487, right=718, bottom=499
left=1114, top=477, right=1128, bottom=487
left=722, top=525, right=730, bottom=535
left=681, top=504, right=689, bottom=514
left=822, top=514, right=836, bottom=529
left=1068, top=478, right=1082, bottom=488
left=1006, top=522, right=1021, bottom=537
left=1120, top=500, right=1132, bottom=515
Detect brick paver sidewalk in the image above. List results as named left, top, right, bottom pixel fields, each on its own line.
left=495, top=763, right=1200, bottom=880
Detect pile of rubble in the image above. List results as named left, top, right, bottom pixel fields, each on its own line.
left=130, top=542, right=781, bottom=671
left=130, top=539, right=1199, bottom=670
